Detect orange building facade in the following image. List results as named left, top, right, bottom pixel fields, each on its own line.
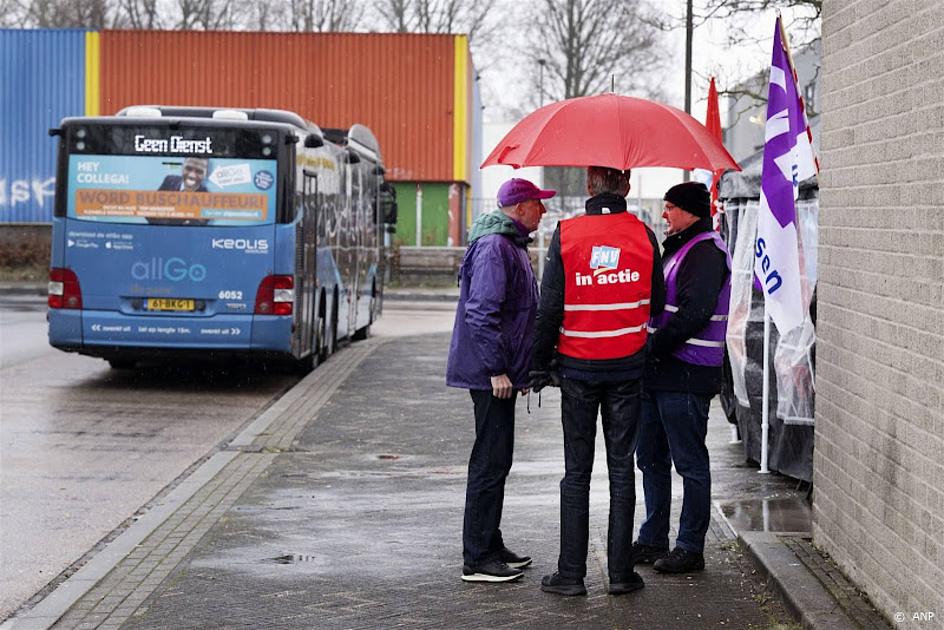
left=89, top=30, right=480, bottom=245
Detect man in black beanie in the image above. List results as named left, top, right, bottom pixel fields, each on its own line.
left=633, top=181, right=732, bottom=574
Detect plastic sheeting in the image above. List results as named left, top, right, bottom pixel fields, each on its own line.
left=719, top=187, right=818, bottom=482
left=775, top=200, right=818, bottom=425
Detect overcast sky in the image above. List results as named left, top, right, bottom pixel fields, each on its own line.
left=475, top=2, right=821, bottom=201
left=477, top=2, right=820, bottom=125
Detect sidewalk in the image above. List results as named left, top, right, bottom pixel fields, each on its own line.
left=383, top=286, right=459, bottom=302
left=5, top=332, right=885, bottom=629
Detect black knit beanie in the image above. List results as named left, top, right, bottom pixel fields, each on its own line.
left=664, top=182, right=710, bottom=219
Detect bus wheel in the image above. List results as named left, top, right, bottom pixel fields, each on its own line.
left=108, top=359, right=136, bottom=370
left=352, top=324, right=370, bottom=341
left=316, top=313, right=329, bottom=363
left=352, top=285, right=375, bottom=341
left=293, top=347, right=318, bottom=375
left=329, top=296, right=338, bottom=354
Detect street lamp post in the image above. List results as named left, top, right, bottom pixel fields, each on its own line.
left=536, top=58, right=548, bottom=279
left=683, top=0, right=693, bottom=182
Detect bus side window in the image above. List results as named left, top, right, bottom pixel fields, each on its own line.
left=379, top=182, right=398, bottom=225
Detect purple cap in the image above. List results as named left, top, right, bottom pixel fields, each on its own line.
left=497, top=178, right=556, bottom=207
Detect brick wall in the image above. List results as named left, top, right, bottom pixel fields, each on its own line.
left=816, top=0, right=944, bottom=621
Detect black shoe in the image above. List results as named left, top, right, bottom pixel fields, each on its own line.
left=653, top=547, right=705, bottom=574
left=609, top=571, right=645, bottom=595
left=631, top=540, right=669, bottom=565
left=540, top=572, right=587, bottom=596
left=499, top=546, right=532, bottom=569
left=461, top=559, right=523, bottom=583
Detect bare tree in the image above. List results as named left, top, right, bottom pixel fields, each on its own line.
left=373, top=0, right=499, bottom=44
left=525, top=0, right=664, bottom=103
left=287, top=0, right=365, bottom=32
left=700, top=0, right=821, bottom=46
left=14, top=0, right=115, bottom=27
left=518, top=1, right=664, bottom=200
left=176, top=0, right=241, bottom=29
left=117, top=0, right=162, bottom=28
left=247, top=0, right=279, bottom=30
left=0, top=0, right=25, bottom=25
left=698, top=0, right=821, bottom=113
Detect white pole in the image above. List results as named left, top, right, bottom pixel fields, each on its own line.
left=637, top=172, right=643, bottom=213
left=415, top=184, right=423, bottom=247
left=537, top=221, right=546, bottom=281
left=759, top=305, right=771, bottom=474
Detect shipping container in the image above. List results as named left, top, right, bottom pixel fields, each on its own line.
left=0, top=29, right=90, bottom=223
left=0, top=29, right=481, bottom=232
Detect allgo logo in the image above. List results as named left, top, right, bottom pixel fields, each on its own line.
left=131, top=257, right=207, bottom=282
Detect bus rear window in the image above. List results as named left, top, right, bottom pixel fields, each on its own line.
left=66, top=155, right=278, bottom=226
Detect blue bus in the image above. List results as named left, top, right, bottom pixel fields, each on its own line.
left=48, top=106, right=397, bottom=371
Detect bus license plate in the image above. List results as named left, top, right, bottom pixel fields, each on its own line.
left=146, top=298, right=195, bottom=312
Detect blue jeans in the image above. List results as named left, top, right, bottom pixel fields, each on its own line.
left=558, top=377, right=642, bottom=581
left=636, top=390, right=712, bottom=554
left=463, top=390, right=515, bottom=566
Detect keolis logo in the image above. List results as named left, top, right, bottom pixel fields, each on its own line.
left=211, top=238, right=269, bottom=253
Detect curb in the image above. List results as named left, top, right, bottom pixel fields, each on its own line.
left=739, top=532, right=860, bottom=630
left=384, top=291, right=458, bottom=303
left=0, top=284, right=45, bottom=297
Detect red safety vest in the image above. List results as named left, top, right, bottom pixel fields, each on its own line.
left=558, top=213, right=654, bottom=360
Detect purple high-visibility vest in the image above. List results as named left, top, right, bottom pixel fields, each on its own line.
left=649, top=231, right=731, bottom=366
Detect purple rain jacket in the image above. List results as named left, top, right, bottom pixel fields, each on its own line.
left=446, top=211, right=538, bottom=391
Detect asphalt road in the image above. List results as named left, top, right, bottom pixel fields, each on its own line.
left=0, top=297, right=455, bottom=621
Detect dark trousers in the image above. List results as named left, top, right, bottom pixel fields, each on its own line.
left=558, top=377, right=642, bottom=581
left=463, top=389, right=516, bottom=567
left=636, top=389, right=712, bottom=554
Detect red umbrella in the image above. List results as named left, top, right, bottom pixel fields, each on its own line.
left=482, top=93, right=740, bottom=172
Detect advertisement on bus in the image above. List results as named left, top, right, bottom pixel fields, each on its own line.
left=50, top=151, right=287, bottom=355
left=67, top=155, right=277, bottom=225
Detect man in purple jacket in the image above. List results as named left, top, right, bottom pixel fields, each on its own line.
left=447, top=177, right=555, bottom=583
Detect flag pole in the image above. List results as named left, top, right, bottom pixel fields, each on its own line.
left=760, top=302, right=771, bottom=474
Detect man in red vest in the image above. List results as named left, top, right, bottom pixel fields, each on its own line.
left=531, top=166, right=664, bottom=596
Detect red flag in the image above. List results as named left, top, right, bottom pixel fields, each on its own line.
left=705, top=77, right=724, bottom=222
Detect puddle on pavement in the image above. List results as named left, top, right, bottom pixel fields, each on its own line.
left=265, top=554, right=319, bottom=564
left=718, top=496, right=811, bottom=534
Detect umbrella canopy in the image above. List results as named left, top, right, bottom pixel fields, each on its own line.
left=482, top=93, right=740, bottom=172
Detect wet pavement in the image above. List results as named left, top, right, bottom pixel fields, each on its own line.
left=0, top=298, right=300, bottom=621
left=6, top=330, right=819, bottom=629
left=718, top=497, right=812, bottom=535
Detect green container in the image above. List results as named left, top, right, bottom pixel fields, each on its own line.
left=393, top=182, right=450, bottom=246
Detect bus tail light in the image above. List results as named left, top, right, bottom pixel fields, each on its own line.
left=254, top=275, right=294, bottom=316
left=48, top=268, right=83, bottom=309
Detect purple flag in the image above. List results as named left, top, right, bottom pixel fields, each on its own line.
left=755, top=17, right=817, bottom=333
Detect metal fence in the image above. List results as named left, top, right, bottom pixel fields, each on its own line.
left=470, top=196, right=666, bottom=281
